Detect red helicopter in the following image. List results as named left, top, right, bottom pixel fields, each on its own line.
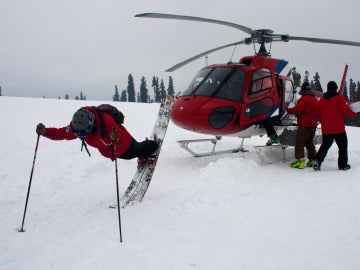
left=136, top=13, right=360, bottom=157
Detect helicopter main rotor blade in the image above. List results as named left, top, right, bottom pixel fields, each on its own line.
left=288, top=36, right=360, bottom=47
left=165, top=40, right=246, bottom=72
left=135, top=13, right=253, bottom=35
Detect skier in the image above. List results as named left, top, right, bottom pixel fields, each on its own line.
left=287, top=82, right=319, bottom=169
left=313, top=81, right=357, bottom=171
left=36, top=106, right=158, bottom=161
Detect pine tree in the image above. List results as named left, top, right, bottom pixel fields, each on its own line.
left=291, top=67, right=301, bottom=88
left=349, top=79, right=357, bottom=101
left=113, top=85, right=120, bottom=101
left=139, top=76, right=149, bottom=103
left=313, top=72, right=323, bottom=92
left=160, top=79, right=166, bottom=103
left=0, top=86, right=2, bottom=96
left=152, top=76, right=161, bottom=103
left=65, top=93, right=69, bottom=100
left=303, top=71, right=310, bottom=84
left=356, top=81, right=360, bottom=100
left=120, top=90, right=127, bottom=101
left=127, top=74, right=136, bottom=102
left=80, top=91, right=84, bottom=100
left=343, top=81, right=349, bottom=101
left=167, top=76, right=175, bottom=97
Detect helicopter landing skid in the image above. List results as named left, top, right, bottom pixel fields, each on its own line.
left=177, top=137, right=248, bottom=157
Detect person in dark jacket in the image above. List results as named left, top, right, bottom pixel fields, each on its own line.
left=313, top=81, right=357, bottom=171
left=287, top=82, right=319, bottom=169
left=36, top=106, right=158, bottom=161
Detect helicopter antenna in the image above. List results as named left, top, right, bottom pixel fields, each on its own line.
left=229, top=45, right=237, bottom=62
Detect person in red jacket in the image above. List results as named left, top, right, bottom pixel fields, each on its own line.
left=36, top=106, right=158, bottom=161
left=313, top=81, right=357, bottom=171
left=287, top=82, right=319, bottom=169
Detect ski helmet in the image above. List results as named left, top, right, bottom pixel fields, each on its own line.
left=71, top=108, right=95, bottom=138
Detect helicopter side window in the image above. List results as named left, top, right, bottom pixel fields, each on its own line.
left=283, top=79, right=295, bottom=103
left=249, top=69, right=272, bottom=98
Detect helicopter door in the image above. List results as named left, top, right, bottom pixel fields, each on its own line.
left=241, top=68, right=276, bottom=126
left=279, top=78, right=296, bottom=126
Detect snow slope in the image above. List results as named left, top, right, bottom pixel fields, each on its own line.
left=1, top=96, right=359, bottom=270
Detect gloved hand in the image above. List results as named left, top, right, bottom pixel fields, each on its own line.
left=36, top=123, right=46, bottom=135
left=110, top=127, right=120, bottom=142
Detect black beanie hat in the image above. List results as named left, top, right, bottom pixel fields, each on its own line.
left=327, top=81, right=338, bottom=92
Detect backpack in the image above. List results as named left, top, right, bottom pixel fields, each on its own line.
left=79, top=104, right=125, bottom=157
left=91, top=104, right=125, bottom=138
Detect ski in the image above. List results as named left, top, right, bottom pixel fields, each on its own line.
left=109, top=96, right=174, bottom=208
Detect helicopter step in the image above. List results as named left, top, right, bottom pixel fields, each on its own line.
left=253, top=144, right=289, bottom=163
left=177, top=136, right=248, bottom=157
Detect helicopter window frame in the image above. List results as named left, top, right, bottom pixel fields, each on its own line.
left=249, top=68, right=273, bottom=99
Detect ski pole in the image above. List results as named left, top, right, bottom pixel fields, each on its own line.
left=114, top=155, right=123, bottom=242
left=18, top=134, right=40, bottom=232
left=110, top=128, right=123, bottom=242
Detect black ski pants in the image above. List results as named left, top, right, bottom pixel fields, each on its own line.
left=261, top=118, right=277, bottom=139
left=120, top=138, right=158, bottom=160
left=315, top=132, right=349, bottom=169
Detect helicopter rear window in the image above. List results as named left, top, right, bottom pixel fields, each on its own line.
left=181, top=68, right=244, bottom=102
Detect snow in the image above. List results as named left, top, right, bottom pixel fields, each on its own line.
left=1, top=96, right=360, bottom=270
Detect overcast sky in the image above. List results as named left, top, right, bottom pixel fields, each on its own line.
left=1, top=0, right=359, bottom=100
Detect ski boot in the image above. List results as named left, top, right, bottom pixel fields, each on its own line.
left=306, top=159, right=315, bottom=167
left=290, top=159, right=305, bottom=169
left=266, top=136, right=280, bottom=146
left=313, top=159, right=321, bottom=171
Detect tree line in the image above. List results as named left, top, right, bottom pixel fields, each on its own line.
left=112, top=74, right=175, bottom=103
left=292, top=68, right=360, bottom=101
left=1, top=71, right=360, bottom=103
left=60, top=70, right=360, bottom=102
left=58, top=74, right=174, bottom=102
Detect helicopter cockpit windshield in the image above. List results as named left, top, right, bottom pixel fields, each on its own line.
left=181, top=67, right=245, bottom=102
